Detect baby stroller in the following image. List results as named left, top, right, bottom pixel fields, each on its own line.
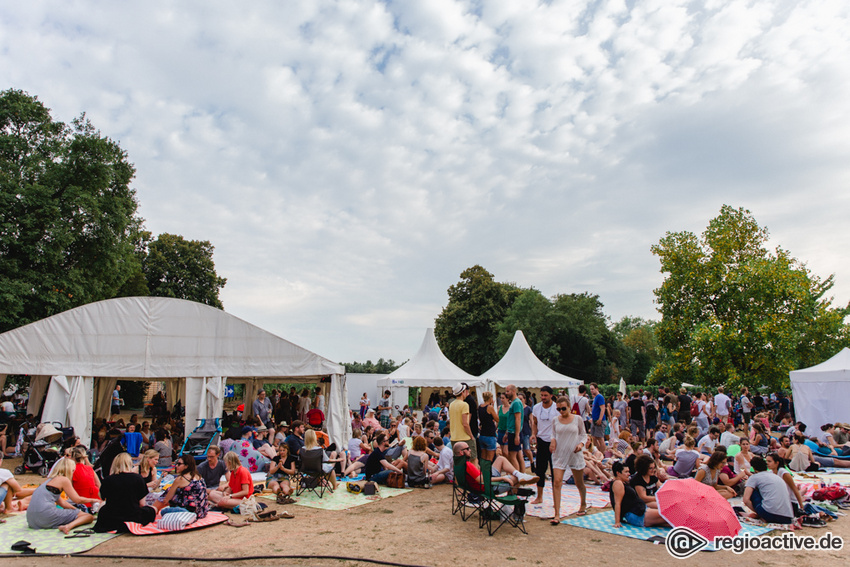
left=179, top=418, right=222, bottom=462
left=14, top=422, right=76, bottom=477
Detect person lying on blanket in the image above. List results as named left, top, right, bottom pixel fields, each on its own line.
left=208, top=451, right=253, bottom=511
left=610, top=461, right=669, bottom=529
left=452, top=441, right=538, bottom=493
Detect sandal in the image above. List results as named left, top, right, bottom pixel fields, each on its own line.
left=576, top=509, right=587, bottom=516
left=225, top=518, right=250, bottom=527
left=549, top=519, right=560, bottom=526
left=278, top=510, right=295, bottom=519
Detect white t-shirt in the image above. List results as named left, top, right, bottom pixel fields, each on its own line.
left=316, top=394, right=325, bottom=413
left=698, top=435, right=718, bottom=453
left=0, top=400, right=14, bottom=413
left=437, top=445, right=454, bottom=480
left=660, top=436, right=678, bottom=455
left=571, top=395, right=589, bottom=421
left=720, top=431, right=739, bottom=448
left=532, top=402, right=558, bottom=442
left=741, top=395, right=753, bottom=413
left=0, top=468, right=13, bottom=483
left=714, top=393, right=731, bottom=416
left=397, top=423, right=410, bottom=440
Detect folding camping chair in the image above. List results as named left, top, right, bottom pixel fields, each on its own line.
left=451, top=455, right=480, bottom=521
left=296, top=447, right=334, bottom=498
left=478, top=459, right=529, bottom=536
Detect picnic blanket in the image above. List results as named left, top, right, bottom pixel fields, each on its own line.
left=259, top=485, right=412, bottom=511
left=0, top=513, right=119, bottom=555
left=562, top=510, right=773, bottom=551
left=124, top=511, right=228, bottom=536
left=525, top=482, right=610, bottom=519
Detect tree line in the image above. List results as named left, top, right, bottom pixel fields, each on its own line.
left=435, top=207, right=850, bottom=391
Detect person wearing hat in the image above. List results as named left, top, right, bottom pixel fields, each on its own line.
left=834, top=423, right=850, bottom=446
left=449, top=383, right=477, bottom=463
left=273, top=421, right=290, bottom=447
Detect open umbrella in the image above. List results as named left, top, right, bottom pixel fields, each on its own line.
left=656, top=478, right=741, bottom=540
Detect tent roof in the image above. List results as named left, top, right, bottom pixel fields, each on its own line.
left=790, top=348, right=850, bottom=383
left=0, top=297, right=344, bottom=379
left=480, top=330, right=583, bottom=387
left=377, top=329, right=480, bottom=388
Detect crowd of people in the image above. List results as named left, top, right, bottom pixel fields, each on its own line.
left=1, top=381, right=847, bottom=535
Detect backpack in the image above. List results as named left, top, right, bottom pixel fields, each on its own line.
left=571, top=395, right=581, bottom=416
left=690, top=400, right=700, bottom=417
left=812, top=485, right=848, bottom=502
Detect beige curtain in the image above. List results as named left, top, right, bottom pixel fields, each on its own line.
left=27, top=375, right=51, bottom=416
left=94, top=377, right=119, bottom=419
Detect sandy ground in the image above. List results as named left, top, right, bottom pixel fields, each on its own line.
left=2, top=456, right=847, bottom=567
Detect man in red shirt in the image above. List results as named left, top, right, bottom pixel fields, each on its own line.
left=453, top=442, right=538, bottom=493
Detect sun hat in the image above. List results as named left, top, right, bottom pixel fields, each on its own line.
left=452, top=382, right=467, bottom=396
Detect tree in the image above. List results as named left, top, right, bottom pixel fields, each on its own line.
left=340, top=358, right=401, bottom=374
left=434, top=265, right=521, bottom=375
left=651, top=205, right=850, bottom=390
left=612, top=316, right=662, bottom=383
left=142, top=233, right=227, bottom=308
left=0, top=89, right=142, bottom=332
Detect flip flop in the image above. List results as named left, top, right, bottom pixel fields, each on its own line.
left=278, top=510, right=295, bottom=519
left=224, top=518, right=250, bottom=527
left=549, top=519, right=560, bottom=526
left=576, top=510, right=587, bottom=516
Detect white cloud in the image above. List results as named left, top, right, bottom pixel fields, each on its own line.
left=2, top=0, right=850, bottom=363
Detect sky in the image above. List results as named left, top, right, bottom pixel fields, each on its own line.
left=3, top=1, right=850, bottom=365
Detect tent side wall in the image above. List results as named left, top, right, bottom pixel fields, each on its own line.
left=790, top=370, right=850, bottom=430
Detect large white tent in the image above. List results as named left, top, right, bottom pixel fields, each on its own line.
left=0, top=297, right=351, bottom=448
left=480, top=330, right=583, bottom=397
left=376, top=328, right=481, bottom=411
left=790, top=348, right=850, bottom=429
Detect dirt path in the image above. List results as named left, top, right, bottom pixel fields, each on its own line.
left=2, top=458, right=847, bottom=567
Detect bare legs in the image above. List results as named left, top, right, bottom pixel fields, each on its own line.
left=58, top=511, right=94, bottom=534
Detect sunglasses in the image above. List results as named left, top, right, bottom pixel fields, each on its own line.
left=175, top=461, right=184, bottom=466
left=557, top=407, right=569, bottom=412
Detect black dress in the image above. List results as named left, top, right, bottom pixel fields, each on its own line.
left=93, top=472, right=156, bottom=533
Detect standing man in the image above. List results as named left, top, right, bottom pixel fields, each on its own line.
left=677, top=388, right=692, bottom=426
left=253, top=389, right=274, bottom=429
left=572, top=385, right=590, bottom=433
left=627, top=391, right=646, bottom=440
left=449, top=383, right=476, bottom=463
left=378, top=390, right=392, bottom=430
left=111, top=385, right=122, bottom=417
left=714, top=386, right=732, bottom=426
left=504, top=384, right=524, bottom=471
left=740, top=387, right=754, bottom=435
left=530, top=386, right=557, bottom=505
left=463, top=386, right=479, bottom=457
left=589, top=383, right=606, bottom=452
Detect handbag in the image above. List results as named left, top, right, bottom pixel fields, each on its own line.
left=238, top=494, right=261, bottom=521
left=387, top=471, right=405, bottom=489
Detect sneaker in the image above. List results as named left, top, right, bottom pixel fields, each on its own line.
left=801, top=516, right=827, bottom=528
left=514, top=471, right=540, bottom=485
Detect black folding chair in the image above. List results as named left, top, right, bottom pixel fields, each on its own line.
left=296, top=448, right=334, bottom=498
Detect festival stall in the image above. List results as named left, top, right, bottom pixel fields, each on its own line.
left=790, top=347, right=850, bottom=430
left=376, top=328, right=481, bottom=412
left=480, top=330, right=583, bottom=400
left=0, top=297, right=351, bottom=448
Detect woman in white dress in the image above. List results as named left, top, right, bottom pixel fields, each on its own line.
left=695, top=392, right=711, bottom=434
left=549, top=396, right=588, bottom=524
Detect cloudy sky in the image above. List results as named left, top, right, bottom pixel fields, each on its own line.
left=3, top=1, right=850, bottom=365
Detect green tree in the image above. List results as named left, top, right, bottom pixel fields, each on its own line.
left=435, top=265, right=521, bottom=375
left=340, top=358, right=401, bottom=374
left=651, top=205, right=850, bottom=390
left=143, top=233, right=227, bottom=308
left=0, top=89, right=141, bottom=332
left=612, top=316, right=661, bottom=383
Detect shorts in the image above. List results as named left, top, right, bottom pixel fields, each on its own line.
left=743, top=412, right=751, bottom=424
left=623, top=511, right=645, bottom=527
left=479, top=435, right=497, bottom=451
left=521, top=434, right=531, bottom=451
left=590, top=423, right=605, bottom=438
left=506, top=432, right=522, bottom=452
left=646, top=419, right=657, bottom=431
left=497, top=430, right=508, bottom=447
left=0, top=486, right=7, bottom=503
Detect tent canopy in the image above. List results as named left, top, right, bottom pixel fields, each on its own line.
left=0, top=296, right=343, bottom=378
left=0, top=297, right=348, bottom=445
left=377, top=328, right=480, bottom=389
left=790, top=347, right=850, bottom=429
left=480, top=330, right=583, bottom=390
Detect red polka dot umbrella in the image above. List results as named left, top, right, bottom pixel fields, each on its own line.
left=656, top=478, right=742, bottom=540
